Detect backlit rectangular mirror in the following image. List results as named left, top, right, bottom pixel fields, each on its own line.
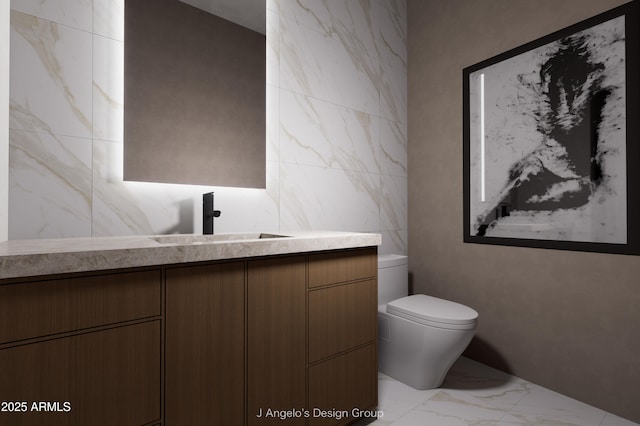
left=124, top=0, right=266, bottom=188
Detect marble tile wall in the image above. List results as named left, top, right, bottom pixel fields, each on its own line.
left=8, top=0, right=407, bottom=254
left=1, top=1, right=8, bottom=241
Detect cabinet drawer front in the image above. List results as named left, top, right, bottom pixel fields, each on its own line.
left=308, top=344, right=377, bottom=426
left=0, top=270, right=161, bottom=344
left=308, top=279, right=376, bottom=363
left=0, top=321, right=161, bottom=426
left=308, top=248, right=377, bottom=289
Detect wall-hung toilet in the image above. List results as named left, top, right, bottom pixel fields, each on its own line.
left=377, top=254, right=478, bottom=390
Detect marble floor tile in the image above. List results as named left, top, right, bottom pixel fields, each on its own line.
left=410, top=389, right=508, bottom=424
left=601, top=413, right=640, bottom=426
left=501, top=384, right=607, bottom=425
left=370, top=357, right=639, bottom=426
left=376, top=373, right=439, bottom=423
left=438, top=357, right=532, bottom=411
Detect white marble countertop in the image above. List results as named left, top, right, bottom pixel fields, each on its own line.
left=0, top=231, right=381, bottom=280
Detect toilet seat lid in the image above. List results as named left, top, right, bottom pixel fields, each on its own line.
left=387, top=294, right=478, bottom=327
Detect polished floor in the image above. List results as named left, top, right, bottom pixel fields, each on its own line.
left=371, top=357, right=639, bottom=426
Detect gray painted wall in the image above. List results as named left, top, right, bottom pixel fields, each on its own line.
left=408, top=0, right=640, bottom=422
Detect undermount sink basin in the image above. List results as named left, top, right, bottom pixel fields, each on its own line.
left=150, top=233, right=291, bottom=245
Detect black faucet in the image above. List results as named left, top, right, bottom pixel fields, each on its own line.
left=203, top=192, right=221, bottom=234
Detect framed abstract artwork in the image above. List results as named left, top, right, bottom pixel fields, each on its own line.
left=463, top=1, right=640, bottom=254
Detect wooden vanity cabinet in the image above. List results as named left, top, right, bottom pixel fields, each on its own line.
left=0, top=270, right=162, bottom=426
left=165, top=261, right=246, bottom=426
left=0, top=246, right=377, bottom=426
left=308, top=344, right=377, bottom=425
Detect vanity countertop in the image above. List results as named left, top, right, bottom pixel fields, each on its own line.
left=0, top=231, right=381, bottom=280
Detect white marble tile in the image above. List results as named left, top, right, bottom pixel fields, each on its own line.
left=375, top=373, right=439, bottom=424
left=266, top=84, right=279, bottom=164
left=501, top=384, right=607, bottom=426
left=279, top=163, right=380, bottom=232
left=381, top=174, right=407, bottom=232
left=373, top=0, right=406, bottom=72
left=9, top=130, right=92, bottom=239
left=374, top=0, right=407, bottom=124
left=266, top=8, right=279, bottom=88
left=380, top=118, right=407, bottom=177
left=440, top=357, right=532, bottom=412
left=275, top=0, right=324, bottom=30
left=601, top=413, right=640, bottom=426
left=498, top=411, right=604, bottom=425
left=380, top=229, right=407, bottom=256
left=387, top=408, right=503, bottom=426
left=373, top=358, right=639, bottom=426
left=10, top=0, right=92, bottom=33
left=10, top=10, right=93, bottom=138
left=425, top=381, right=527, bottom=422
left=379, top=59, right=407, bottom=125
left=411, top=388, right=509, bottom=424
left=279, top=10, right=380, bottom=116
left=266, top=0, right=278, bottom=14
left=280, top=90, right=380, bottom=174
left=93, top=0, right=124, bottom=41
left=92, top=140, right=180, bottom=236
left=1, top=0, right=9, bottom=243
left=278, top=0, right=376, bottom=49
left=92, top=34, right=123, bottom=142
left=379, top=123, right=409, bottom=254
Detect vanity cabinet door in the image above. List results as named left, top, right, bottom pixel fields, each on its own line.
left=247, top=256, right=306, bottom=426
left=165, top=261, right=245, bottom=426
left=308, top=344, right=377, bottom=426
left=0, top=321, right=161, bottom=426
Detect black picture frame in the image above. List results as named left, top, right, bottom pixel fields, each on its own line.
left=463, top=1, right=640, bottom=255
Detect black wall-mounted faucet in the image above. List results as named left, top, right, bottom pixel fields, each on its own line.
left=203, top=192, right=221, bottom=234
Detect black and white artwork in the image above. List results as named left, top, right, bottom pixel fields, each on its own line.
left=465, top=11, right=629, bottom=247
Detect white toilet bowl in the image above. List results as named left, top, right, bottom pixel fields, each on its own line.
left=378, top=255, right=478, bottom=390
